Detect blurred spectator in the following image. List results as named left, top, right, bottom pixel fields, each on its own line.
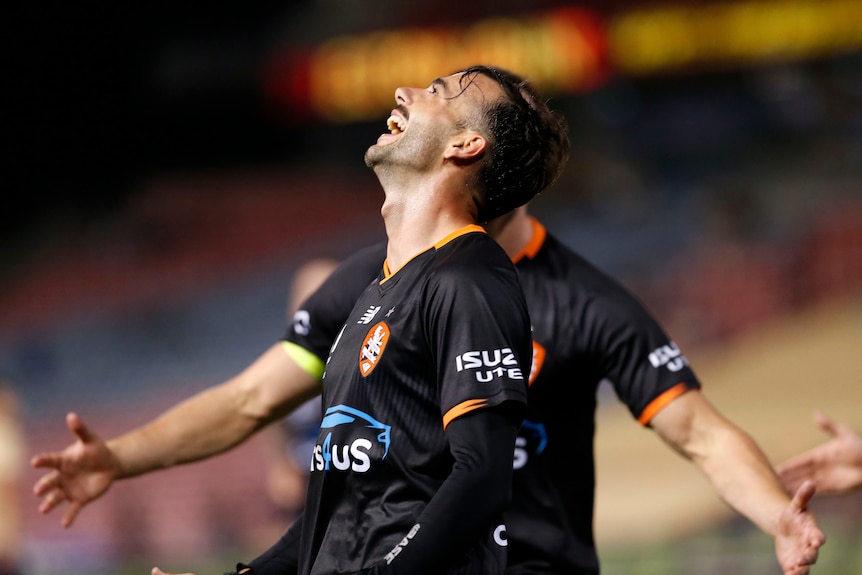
left=0, top=380, right=25, bottom=575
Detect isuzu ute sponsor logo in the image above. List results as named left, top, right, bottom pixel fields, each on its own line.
left=455, top=347, right=524, bottom=382
left=311, top=405, right=391, bottom=473
left=359, top=321, right=390, bottom=376
left=648, top=342, right=688, bottom=372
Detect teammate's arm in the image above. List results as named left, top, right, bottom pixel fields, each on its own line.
left=31, top=343, right=322, bottom=527
left=649, top=389, right=825, bottom=575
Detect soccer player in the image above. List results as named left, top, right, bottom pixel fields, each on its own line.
left=35, top=65, right=570, bottom=575
left=32, top=80, right=824, bottom=574
left=777, top=411, right=862, bottom=496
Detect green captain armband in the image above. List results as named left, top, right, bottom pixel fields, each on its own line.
left=281, top=340, right=326, bottom=379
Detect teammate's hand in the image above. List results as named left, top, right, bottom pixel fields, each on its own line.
left=31, top=412, right=120, bottom=527
left=774, top=480, right=826, bottom=575
left=777, top=411, right=862, bottom=495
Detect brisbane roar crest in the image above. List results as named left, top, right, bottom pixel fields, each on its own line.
left=530, top=341, right=546, bottom=386
left=359, top=321, right=390, bottom=376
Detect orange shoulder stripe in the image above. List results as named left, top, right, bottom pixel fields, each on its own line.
left=442, top=398, right=489, bottom=430
left=637, top=382, right=691, bottom=425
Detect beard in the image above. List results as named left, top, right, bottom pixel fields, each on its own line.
left=365, top=118, right=448, bottom=174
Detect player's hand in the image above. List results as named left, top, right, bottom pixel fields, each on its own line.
left=31, top=412, right=120, bottom=527
left=152, top=568, right=198, bottom=575
left=777, top=411, right=862, bottom=495
left=774, top=480, right=826, bottom=575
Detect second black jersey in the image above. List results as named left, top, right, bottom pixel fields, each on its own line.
left=286, top=218, right=702, bottom=575
left=295, top=226, right=531, bottom=575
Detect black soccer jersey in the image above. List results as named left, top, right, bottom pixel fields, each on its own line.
left=285, top=218, right=702, bottom=575
left=293, top=225, right=531, bottom=575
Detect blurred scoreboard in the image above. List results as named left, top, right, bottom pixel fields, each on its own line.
left=261, top=0, right=862, bottom=123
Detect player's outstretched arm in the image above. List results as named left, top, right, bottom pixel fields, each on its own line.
left=650, top=390, right=825, bottom=575
left=31, top=342, right=321, bottom=527
left=777, top=411, right=862, bottom=495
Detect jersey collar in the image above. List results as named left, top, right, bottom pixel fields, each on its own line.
left=382, top=224, right=487, bottom=281
left=510, top=217, right=547, bottom=264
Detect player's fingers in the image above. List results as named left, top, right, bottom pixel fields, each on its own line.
left=791, top=479, right=817, bottom=510
left=776, top=457, right=816, bottom=491
left=67, top=412, right=96, bottom=443
left=32, top=470, right=60, bottom=496
left=30, top=452, right=62, bottom=471
left=62, top=501, right=82, bottom=528
left=812, top=411, right=841, bottom=437
left=38, top=488, right=66, bottom=514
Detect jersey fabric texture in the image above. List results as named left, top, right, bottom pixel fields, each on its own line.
left=285, top=218, right=702, bottom=575
left=294, top=226, right=531, bottom=575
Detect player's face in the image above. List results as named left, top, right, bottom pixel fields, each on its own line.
left=365, top=71, right=504, bottom=171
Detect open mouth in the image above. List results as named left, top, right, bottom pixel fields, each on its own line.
left=386, top=114, right=406, bottom=135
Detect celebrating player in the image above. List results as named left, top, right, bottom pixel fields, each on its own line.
left=33, top=67, right=824, bottom=574
left=36, top=65, right=569, bottom=575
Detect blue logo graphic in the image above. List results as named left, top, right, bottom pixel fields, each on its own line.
left=320, top=404, right=392, bottom=464
left=521, top=420, right=547, bottom=454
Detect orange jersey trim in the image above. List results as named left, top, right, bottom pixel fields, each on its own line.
left=382, top=224, right=487, bottom=283
left=434, top=224, right=486, bottom=249
left=637, top=382, right=691, bottom=425
left=442, top=398, right=489, bottom=430
left=510, top=217, right=546, bottom=264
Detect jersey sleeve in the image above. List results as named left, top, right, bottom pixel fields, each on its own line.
left=283, top=242, right=386, bottom=372
left=425, top=237, right=531, bottom=429
left=590, top=291, right=701, bottom=425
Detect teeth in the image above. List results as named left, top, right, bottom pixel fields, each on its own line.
left=386, top=115, right=404, bottom=135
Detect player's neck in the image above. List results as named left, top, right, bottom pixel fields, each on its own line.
left=485, top=207, right=533, bottom=259
left=382, top=183, right=474, bottom=272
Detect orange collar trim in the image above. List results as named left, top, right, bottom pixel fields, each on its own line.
left=433, top=224, right=486, bottom=249
left=510, top=217, right=546, bottom=264
left=382, top=224, right=486, bottom=282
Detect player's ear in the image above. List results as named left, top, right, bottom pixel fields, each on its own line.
left=444, top=131, right=487, bottom=161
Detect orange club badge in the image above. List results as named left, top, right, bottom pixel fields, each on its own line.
left=529, top=341, right=546, bottom=386
left=359, top=321, right=390, bottom=376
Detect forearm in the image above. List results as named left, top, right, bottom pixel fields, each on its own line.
left=693, top=424, right=789, bottom=537
left=107, top=342, right=320, bottom=478
left=107, top=379, right=266, bottom=478
left=651, top=391, right=790, bottom=539
left=366, top=407, right=518, bottom=575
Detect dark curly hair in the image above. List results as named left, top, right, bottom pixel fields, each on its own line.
left=453, top=65, right=570, bottom=222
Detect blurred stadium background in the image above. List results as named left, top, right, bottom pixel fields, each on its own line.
left=5, top=1, right=861, bottom=573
